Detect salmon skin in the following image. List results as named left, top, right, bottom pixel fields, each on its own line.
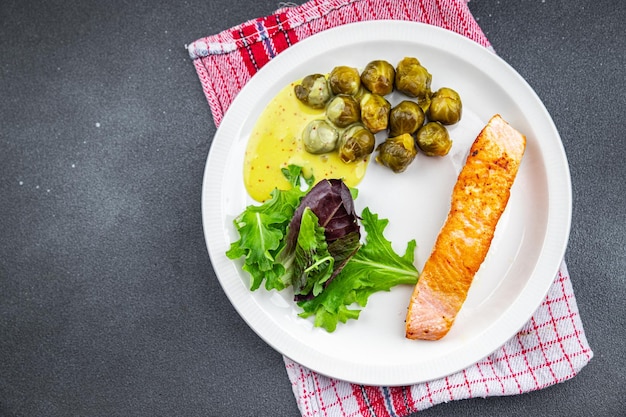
left=405, top=114, right=526, bottom=340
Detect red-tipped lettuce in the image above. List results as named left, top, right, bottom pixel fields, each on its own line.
left=279, top=179, right=362, bottom=300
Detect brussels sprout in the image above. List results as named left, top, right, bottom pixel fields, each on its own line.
left=395, top=57, right=432, bottom=104
left=376, top=133, right=418, bottom=173
left=294, top=74, right=331, bottom=109
left=338, top=124, right=376, bottom=163
left=388, top=100, right=425, bottom=137
left=352, top=85, right=369, bottom=103
left=302, top=119, right=340, bottom=154
left=328, top=66, right=361, bottom=96
left=326, top=94, right=361, bottom=128
left=360, top=93, right=391, bottom=133
left=360, top=60, right=396, bottom=95
left=417, top=94, right=431, bottom=114
left=416, top=122, right=452, bottom=156
left=427, top=87, right=462, bottom=125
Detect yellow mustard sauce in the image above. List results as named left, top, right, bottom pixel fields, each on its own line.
left=244, top=81, right=369, bottom=202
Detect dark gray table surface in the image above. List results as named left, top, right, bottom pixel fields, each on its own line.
left=1, top=0, right=624, bottom=416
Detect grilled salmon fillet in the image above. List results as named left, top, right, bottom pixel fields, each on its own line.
left=406, top=114, right=526, bottom=340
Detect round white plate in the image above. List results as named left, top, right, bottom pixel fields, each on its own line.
left=201, top=21, right=571, bottom=386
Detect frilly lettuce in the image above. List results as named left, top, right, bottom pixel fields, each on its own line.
left=226, top=165, right=419, bottom=332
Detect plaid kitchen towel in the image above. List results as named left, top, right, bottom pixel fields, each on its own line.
left=187, top=1, right=593, bottom=415
left=188, top=0, right=492, bottom=127
left=282, top=261, right=591, bottom=415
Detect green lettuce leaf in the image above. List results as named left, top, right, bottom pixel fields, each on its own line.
left=289, top=207, right=335, bottom=297
left=280, top=178, right=362, bottom=300
left=297, top=207, right=419, bottom=332
left=225, top=165, right=312, bottom=291
left=226, top=166, right=419, bottom=333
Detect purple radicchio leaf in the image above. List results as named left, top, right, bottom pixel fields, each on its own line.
left=283, top=179, right=362, bottom=301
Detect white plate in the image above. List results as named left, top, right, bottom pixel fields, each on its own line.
left=201, top=21, right=571, bottom=386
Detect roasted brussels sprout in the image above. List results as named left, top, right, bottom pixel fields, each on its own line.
left=427, top=87, right=462, bottom=125
left=388, top=100, right=425, bottom=137
left=328, top=66, right=361, bottom=96
left=416, top=122, right=452, bottom=156
left=294, top=74, right=331, bottom=109
left=302, top=119, right=340, bottom=154
left=338, top=124, right=376, bottom=163
left=352, top=85, right=369, bottom=103
left=417, top=94, right=431, bottom=114
left=376, top=133, right=418, bottom=173
left=360, top=60, right=396, bottom=96
left=326, top=94, right=361, bottom=128
left=360, top=93, right=391, bottom=133
left=395, top=57, right=432, bottom=108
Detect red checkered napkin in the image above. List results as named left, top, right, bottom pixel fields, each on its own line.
left=188, top=1, right=593, bottom=415
left=188, top=0, right=492, bottom=127
left=283, top=261, right=591, bottom=415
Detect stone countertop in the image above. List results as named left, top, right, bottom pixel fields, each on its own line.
left=1, top=1, right=624, bottom=416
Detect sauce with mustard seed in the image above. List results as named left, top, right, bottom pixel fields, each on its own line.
left=244, top=81, right=369, bottom=202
